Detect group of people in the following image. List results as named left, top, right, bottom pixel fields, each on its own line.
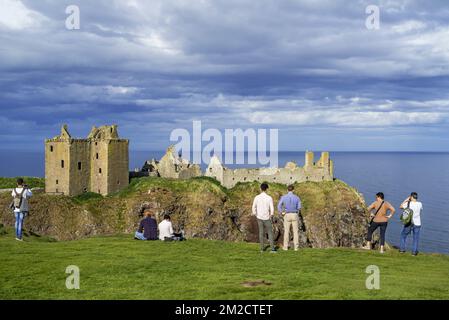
left=9, top=178, right=422, bottom=255
left=251, top=183, right=423, bottom=255
left=252, top=183, right=302, bottom=253
left=363, top=191, right=423, bottom=255
left=134, top=210, right=185, bottom=241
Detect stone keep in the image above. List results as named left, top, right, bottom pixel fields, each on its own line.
left=45, top=125, right=129, bottom=196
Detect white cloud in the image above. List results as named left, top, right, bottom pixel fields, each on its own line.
left=392, top=20, right=427, bottom=33
left=247, top=110, right=445, bottom=127
left=105, top=85, right=138, bottom=95
left=0, top=0, right=46, bottom=30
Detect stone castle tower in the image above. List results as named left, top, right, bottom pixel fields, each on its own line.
left=45, top=125, right=129, bottom=196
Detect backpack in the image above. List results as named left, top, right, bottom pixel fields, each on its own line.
left=400, top=201, right=413, bottom=225
left=11, top=188, right=25, bottom=210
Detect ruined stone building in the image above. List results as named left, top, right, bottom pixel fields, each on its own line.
left=136, top=146, right=202, bottom=179
left=205, top=151, right=334, bottom=188
left=134, top=146, right=334, bottom=188
left=45, top=125, right=129, bottom=196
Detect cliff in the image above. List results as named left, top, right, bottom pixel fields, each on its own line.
left=0, top=177, right=369, bottom=248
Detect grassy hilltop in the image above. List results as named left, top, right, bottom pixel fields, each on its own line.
left=1, top=176, right=448, bottom=299
left=0, top=229, right=448, bottom=299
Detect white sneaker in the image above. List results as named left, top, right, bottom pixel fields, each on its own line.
left=294, top=248, right=299, bottom=251
left=15, top=238, right=23, bottom=242
left=282, top=248, right=288, bottom=251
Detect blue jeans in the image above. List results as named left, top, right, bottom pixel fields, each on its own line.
left=400, top=224, right=421, bottom=254
left=14, top=212, right=26, bottom=239
left=134, top=231, right=147, bottom=240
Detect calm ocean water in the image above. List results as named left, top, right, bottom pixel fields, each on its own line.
left=1, top=151, right=448, bottom=254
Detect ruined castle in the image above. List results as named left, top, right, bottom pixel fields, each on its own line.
left=45, top=124, right=333, bottom=196
left=138, top=146, right=334, bottom=188
left=45, top=125, right=129, bottom=196
left=138, top=145, right=202, bottom=179
left=205, top=151, right=334, bottom=188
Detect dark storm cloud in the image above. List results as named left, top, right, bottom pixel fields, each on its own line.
left=1, top=0, right=449, bottom=151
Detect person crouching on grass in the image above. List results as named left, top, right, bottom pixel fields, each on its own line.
left=363, top=192, right=396, bottom=253
left=134, top=209, right=158, bottom=240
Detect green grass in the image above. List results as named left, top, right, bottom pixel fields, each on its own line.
left=0, top=177, right=45, bottom=189
left=71, top=192, right=104, bottom=204
left=1, top=230, right=448, bottom=300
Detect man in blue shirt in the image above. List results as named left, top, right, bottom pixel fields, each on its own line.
left=277, top=185, right=301, bottom=251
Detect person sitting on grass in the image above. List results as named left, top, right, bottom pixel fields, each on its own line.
left=158, top=214, right=184, bottom=241
left=134, top=209, right=158, bottom=240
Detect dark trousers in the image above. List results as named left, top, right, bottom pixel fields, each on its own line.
left=366, top=221, right=388, bottom=246
left=164, top=233, right=185, bottom=241
left=257, top=219, right=274, bottom=251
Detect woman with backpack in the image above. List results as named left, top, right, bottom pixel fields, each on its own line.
left=399, top=192, right=423, bottom=256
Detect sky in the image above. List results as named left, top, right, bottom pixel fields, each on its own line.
left=1, top=0, right=449, bottom=152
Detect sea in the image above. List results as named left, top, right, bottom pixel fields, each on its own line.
left=1, top=151, right=448, bottom=255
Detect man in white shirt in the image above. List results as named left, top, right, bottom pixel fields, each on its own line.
left=158, top=214, right=174, bottom=241
left=399, top=192, right=423, bottom=256
left=252, top=183, right=276, bottom=253
left=11, top=178, right=33, bottom=241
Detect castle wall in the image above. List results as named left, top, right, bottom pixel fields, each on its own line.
left=220, top=166, right=332, bottom=188
left=156, top=146, right=202, bottom=180
left=205, top=156, right=224, bottom=183
left=178, top=165, right=202, bottom=179
left=90, top=139, right=110, bottom=195
left=45, top=140, right=70, bottom=195
left=305, top=151, right=314, bottom=168
left=157, top=152, right=179, bottom=178
left=206, top=152, right=334, bottom=189
left=68, top=140, right=91, bottom=196
left=106, top=140, right=129, bottom=194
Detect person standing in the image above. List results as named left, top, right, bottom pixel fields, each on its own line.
left=363, top=192, right=395, bottom=253
left=11, top=178, right=32, bottom=241
left=399, top=192, right=423, bottom=256
left=134, top=209, right=158, bottom=240
left=252, top=183, right=276, bottom=253
left=278, top=185, right=301, bottom=251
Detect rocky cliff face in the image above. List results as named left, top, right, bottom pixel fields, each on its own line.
left=0, top=177, right=369, bottom=248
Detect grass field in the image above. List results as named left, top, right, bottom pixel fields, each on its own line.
left=0, top=177, right=45, bottom=189
left=1, top=227, right=448, bottom=300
